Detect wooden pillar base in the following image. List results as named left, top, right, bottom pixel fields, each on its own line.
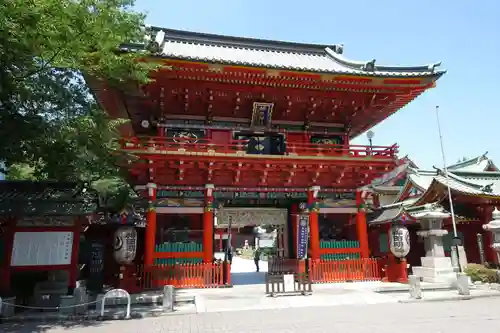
left=385, top=256, right=408, bottom=283
left=397, top=258, right=408, bottom=283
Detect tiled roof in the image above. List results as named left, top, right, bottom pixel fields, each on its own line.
left=0, top=181, right=98, bottom=216
left=139, top=27, right=445, bottom=78
left=433, top=172, right=500, bottom=197
left=370, top=200, right=448, bottom=224
left=447, top=152, right=499, bottom=172
left=370, top=206, right=402, bottom=224
left=407, top=169, right=436, bottom=191
left=371, top=153, right=500, bottom=215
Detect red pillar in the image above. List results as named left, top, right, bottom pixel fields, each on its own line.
left=355, top=191, right=370, bottom=258
left=398, top=258, right=409, bottom=283
left=144, top=183, right=157, bottom=266
left=203, top=184, right=214, bottom=263
left=308, top=186, right=320, bottom=260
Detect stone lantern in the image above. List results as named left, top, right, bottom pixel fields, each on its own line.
left=411, top=203, right=457, bottom=284
left=483, top=207, right=500, bottom=256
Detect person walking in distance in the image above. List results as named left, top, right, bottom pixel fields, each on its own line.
left=254, top=246, right=261, bottom=272
left=227, top=245, right=233, bottom=265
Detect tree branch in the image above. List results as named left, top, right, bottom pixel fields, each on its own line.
left=14, top=48, right=63, bottom=81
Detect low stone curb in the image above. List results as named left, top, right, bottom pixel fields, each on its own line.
left=375, top=285, right=452, bottom=294
left=0, top=308, right=198, bottom=323
left=0, top=302, right=199, bottom=324
left=398, top=291, right=500, bottom=304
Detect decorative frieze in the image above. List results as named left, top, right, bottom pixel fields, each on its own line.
left=16, top=216, right=75, bottom=227
left=217, top=208, right=287, bottom=227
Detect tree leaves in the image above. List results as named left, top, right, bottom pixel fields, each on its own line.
left=1, top=0, right=157, bottom=207
left=1, top=0, right=155, bottom=182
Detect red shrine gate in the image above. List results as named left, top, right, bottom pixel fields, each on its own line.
left=90, top=27, right=444, bottom=288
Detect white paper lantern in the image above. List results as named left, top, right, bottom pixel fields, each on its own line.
left=389, top=225, right=410, bottom=258
left=113, top=226, right=138, bottom=264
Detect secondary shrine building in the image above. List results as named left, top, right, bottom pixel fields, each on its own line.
left=91, top=28, right=444, bottom=285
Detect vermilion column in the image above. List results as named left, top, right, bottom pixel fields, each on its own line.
left=308, top=186, right=320, bottom=260
left=355, top=191, right=370, bottom=258
left=144, top=182, right=157, bottom=266
left=203, top=184, right=215, bottom=263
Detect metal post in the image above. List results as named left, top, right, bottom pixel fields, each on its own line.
left=435, top=105, right=461, bottom=273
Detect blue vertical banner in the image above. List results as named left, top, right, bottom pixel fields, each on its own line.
left=297, top=215, right=309, bottom=259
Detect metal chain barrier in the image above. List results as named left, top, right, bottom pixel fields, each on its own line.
left=0, top=288, right=132, bottom=319
left=0, top=298, right=101, bottom=310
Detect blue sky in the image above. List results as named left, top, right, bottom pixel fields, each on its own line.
left=134, top=0, right=499, bottom=169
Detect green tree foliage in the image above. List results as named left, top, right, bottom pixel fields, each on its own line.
left=0, top=0, right=158, bottom=205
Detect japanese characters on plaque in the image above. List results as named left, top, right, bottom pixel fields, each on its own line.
left=297, top=215, right=309, bottom=259
left=11, top=231, right=74, bottom=266
left=251, top=102, right=274, bottom=127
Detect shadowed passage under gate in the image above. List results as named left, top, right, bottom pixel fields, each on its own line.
left=230, top=257, right=268, bottom=285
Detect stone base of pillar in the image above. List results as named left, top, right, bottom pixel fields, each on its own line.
left=413, top=257, right=457, bottom=284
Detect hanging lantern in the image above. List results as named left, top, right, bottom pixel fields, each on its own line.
left=389, top=225, right=410, bottom=258
left=113, top=226, right=138, bottom=264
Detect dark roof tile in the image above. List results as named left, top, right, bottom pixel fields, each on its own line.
left=137, top=27, right=445, bottom=78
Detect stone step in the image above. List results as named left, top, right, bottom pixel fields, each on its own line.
left=412, top=266, right=455, bottom=278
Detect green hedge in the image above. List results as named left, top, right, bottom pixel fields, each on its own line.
left=464, top=264, right=500, bottom=283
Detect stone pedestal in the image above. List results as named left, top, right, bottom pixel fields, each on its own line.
left=457, top=273, right=471, bottom=296
left=483, top=207, right=500, bottom=262
left=0, top=296, right=16, bottom=318
left=412, top=220, right=456, bottom=285
left=408, top=275, right=422, bottom=299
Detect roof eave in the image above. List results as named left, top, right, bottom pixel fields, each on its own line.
left=324, top=47, right=445, bottom=77
left=148, top=26, right=333, bottom=53
left=141, top=53, right=446, bottom=78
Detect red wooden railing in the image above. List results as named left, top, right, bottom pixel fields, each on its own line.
left=286, top=142, right=397, bottom=158
left=120, top=136, right=398, bottom=159
left=308, top=258, right=382, bottom=283
left=138, top=263, right=224, bottom=289
left=122, top=136, right=248, bottom=154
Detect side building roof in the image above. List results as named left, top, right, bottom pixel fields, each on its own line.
left=369, top=153, right=500, bottom=224
left=447, top=152, right=499, bottom=173
left=129, top=27, right=446, bottom=78
left=0, top=181, right=98, bottom=216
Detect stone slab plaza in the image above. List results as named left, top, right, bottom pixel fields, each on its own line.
left=2, top=297, right=499, bottom=333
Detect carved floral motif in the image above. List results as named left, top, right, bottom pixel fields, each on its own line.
left=218, top=208, right=287, bottom=227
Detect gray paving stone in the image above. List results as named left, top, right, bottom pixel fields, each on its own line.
left=2, top=297, right=499, bottom=333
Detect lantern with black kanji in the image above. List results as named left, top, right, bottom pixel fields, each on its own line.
left=389, top=225, right=410, bottom=258
left=113, top=226, right=138, bottom=264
